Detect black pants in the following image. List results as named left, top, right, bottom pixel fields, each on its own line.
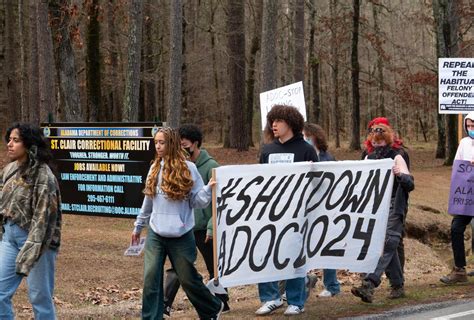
left=451, top=215, right=473, bottom=268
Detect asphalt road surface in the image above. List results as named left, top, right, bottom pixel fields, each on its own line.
left=343, top=299, right=474, bottom=320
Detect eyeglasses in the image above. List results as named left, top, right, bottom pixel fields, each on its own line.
left=368, top=127, right=385, bottom=134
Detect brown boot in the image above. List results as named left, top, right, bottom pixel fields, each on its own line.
left=389, top=286, right=405, bottom=299
left=440, top=267, right=468, bottom=284
left=351, top=280, right=374, bottom=303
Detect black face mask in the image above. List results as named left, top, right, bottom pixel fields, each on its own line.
left=184, top=147, right=194, bottom=157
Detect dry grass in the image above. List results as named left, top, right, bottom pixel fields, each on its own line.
left=5, top=141, right=474, bottom=319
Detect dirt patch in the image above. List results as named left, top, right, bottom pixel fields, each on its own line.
left=5, top=142, right=474, bottom=319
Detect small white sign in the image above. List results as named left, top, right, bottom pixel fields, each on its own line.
left=268, top=153, right=295, bottom=164
left=259, top=82, right=307, bottom=129
left=438, top=58, right=474, bottom=114
left=124, top=237, right=146, bottom=256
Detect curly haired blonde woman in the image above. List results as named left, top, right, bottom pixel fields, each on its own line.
left=131, top=127, right=223, bottom=320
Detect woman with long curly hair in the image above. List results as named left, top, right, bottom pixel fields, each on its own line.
left=131, top=127, right=223, bottom=320
left=0, top=123, right=62, bottom=319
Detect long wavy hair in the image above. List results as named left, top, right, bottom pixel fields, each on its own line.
left=143, top=127, right=193, bottom=200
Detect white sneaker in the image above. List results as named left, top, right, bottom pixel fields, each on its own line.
left=317, top=289, right=334, bottom=298
left=255, top=299, right=283, bottom=315
left=284, top=305, right=305, bottom=316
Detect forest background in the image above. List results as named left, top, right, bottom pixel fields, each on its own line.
left=0, top=0, right=472, bottom=162
left=0, top=1, right=473, bottom=318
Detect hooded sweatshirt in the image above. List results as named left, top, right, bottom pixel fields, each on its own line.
left=133, top=160, right=211, bottom=238
left=455, top=111, right=474, bottom=161
left=260, top=133, right=319, bottom=164
left=193, top=149, right=219, bottom=236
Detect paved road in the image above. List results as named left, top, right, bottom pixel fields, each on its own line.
left=342, top=299, right=474, bottom=320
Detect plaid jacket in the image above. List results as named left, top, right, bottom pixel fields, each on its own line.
left=0, top=161, right=62, bottom=275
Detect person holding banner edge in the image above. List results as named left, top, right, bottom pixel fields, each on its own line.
left=256, top=105, right=319, bottom=316
left=131, top=127, right=223, bottom=320
left=440, top=111, right=474, bottom=284
left=303, top=122, right=341, bottom=298
left=351, top=118, right=414, bottom=303
left=0, top=123, right=62, bottom=320
left=162, top=124, right=230, bottom=316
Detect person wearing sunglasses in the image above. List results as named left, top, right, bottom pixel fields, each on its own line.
left=351, top=117, right=414, bottom=303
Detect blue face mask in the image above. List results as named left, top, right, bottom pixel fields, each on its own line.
left=304, top=137, right=313, bottom=146
left=469, top=130, right=474, bottom=139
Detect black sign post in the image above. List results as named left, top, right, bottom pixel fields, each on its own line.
left=41, top=122, right=162, bottom=218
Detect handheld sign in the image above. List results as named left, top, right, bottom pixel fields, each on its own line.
left=42, top=122, right=162, bottom=218
left=448, top=160, right=474, bottom=216
left=259, top=81, right=306, bottom=130
left=438, top=58, right=474, bottom=114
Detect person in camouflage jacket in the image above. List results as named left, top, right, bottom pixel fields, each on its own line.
left=0, top=123, right=62, bottom=320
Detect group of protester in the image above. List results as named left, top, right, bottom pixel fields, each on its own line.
left=0, top=106, right=473, bottom=319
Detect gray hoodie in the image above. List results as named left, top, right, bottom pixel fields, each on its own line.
left=133, top=160, right=211, bottom=237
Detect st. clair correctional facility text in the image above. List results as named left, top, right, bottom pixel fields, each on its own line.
left=50, top=139, right=150, bottom=151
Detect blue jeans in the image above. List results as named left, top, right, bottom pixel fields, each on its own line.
left=258, top=277, right=306, bottom=309
left=142, top=229, right=221, bottom=319
left=0, top=220, right=57, bottom=320
left=323, top=269, right=340, bottom=295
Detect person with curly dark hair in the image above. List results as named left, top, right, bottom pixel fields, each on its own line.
left=0, top=123, right=62, bottom=319
left=131, top=127, right=223, bottom=320
left=256, top=105, right=318, bottom=316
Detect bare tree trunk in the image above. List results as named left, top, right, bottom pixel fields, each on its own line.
left=308, top=0, right=320, bottom=123
left=330, top=0, right=340, bottom=148
left=167, top=0, right=183, bottom=128
left=226, top=0, right=247, bottom=151
left=293, top=0, right=304, bottom=83
left=49, top=0, right=82, bottom=122
left=28, top=2, right=39, bottom=124
left=434, top=0, right=460, bottom=165
left=209, top=0, right=223, bottom=143
left=372, top=2, right=385, bottom=116
left=122, top=0, right=143, bottom=122
left=433, top=0, right=446, bottom=159
left=260, top=0, right=278, bottom=92
left=86, top=0, right=101, bottom=121
left=142, top=3, right=156, bottom=122
left=181, top=2, right=189, bottom=123
left=245, top=0, right=263, bottom=147
left=5, top=0, right=20, bottom=123
left=350, top=0, right=361, bottom=150
left=37, top=0, right=56, bottom=123
left=106, top=0, right=122, bottom=121
left=18, top=0, right=29, bottom=121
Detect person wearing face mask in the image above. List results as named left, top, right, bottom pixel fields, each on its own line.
left=440, top=111, right=474, bottom=284
left=351, top=117, right=414, bottom=303
left=162, top=124, right=229, bottom=317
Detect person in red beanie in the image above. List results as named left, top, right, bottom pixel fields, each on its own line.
left=351, top=118, right=414, bottom=303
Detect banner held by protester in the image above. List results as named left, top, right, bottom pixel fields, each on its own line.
left=214, top=159, right=394, bottom=287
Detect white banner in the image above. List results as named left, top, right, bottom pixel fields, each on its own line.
left=214, top=159, right=394, bottom=287
left=438, top=58, right=474, bottom=114
left=259, top=81, right=307, bottom=130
